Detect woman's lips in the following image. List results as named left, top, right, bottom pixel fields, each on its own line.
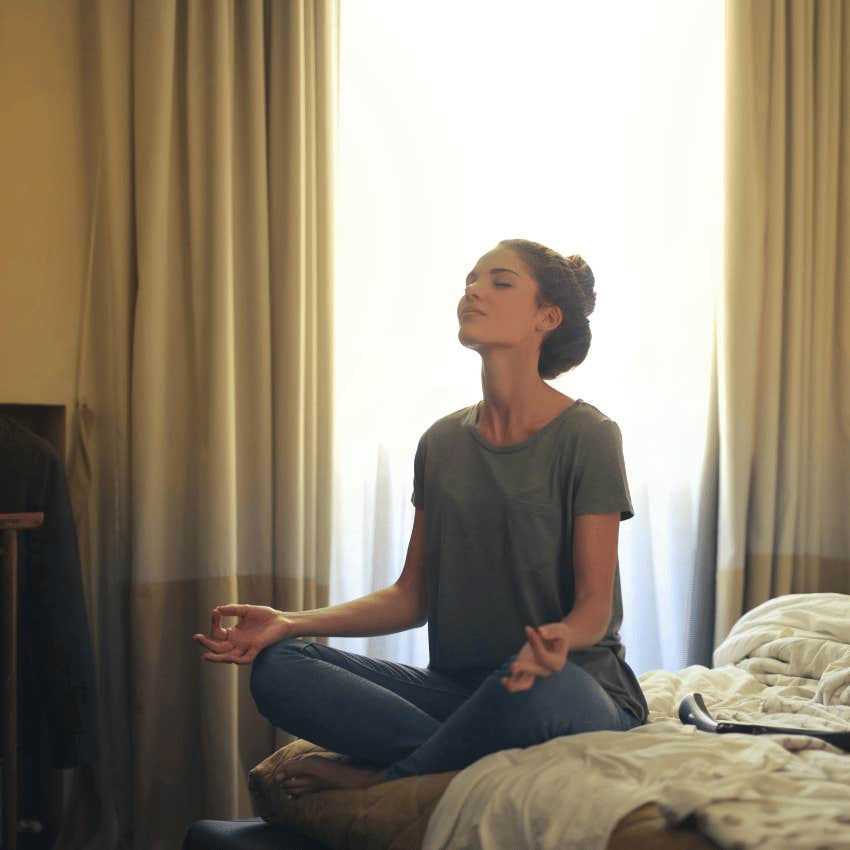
left=461, top=310, right=485, bottom=318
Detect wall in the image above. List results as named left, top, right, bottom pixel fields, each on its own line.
left=0, top=0, right=88, bottom=458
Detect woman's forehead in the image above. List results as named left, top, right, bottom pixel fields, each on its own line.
left=473, top=247, right=522, bottom=273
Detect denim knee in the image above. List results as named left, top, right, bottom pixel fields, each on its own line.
left=471, top=656, right=560, bottom=738
left=249, top=636, right=305, bottom=713
left=486, top=656, right=622, bottom=740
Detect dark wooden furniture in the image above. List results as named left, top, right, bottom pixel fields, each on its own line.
left=1, top=511, right=44, bottom=850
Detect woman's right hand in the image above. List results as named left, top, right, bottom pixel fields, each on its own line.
left=193, top=604, right=295, bottom=665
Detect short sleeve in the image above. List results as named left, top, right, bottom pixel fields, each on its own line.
left=411, top=434, right=426, bottom=508
left=573, top=419, right=634, bottom=521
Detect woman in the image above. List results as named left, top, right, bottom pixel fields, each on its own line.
left=193, top=238, right=649, bottom=799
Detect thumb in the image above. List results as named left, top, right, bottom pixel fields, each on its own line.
left=537, top=624, right=559, bottom=639
left=216, top=604, right=246, bottom=617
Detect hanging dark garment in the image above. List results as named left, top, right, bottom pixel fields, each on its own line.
left=0, top=413, right=98, bottom=770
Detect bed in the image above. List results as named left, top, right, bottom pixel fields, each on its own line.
left=185, top=592, right=850, bottom=850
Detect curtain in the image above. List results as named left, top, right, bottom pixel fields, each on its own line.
left=714, top=0, right=850, bottom=646
left=329, top=0, right=724, bottom=676
left=69, top=2, right=339, bottom=848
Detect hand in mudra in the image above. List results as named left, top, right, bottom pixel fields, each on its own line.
left=501, top=623, right=571, bottom=692
left=193, top=604, right=293, bottom=665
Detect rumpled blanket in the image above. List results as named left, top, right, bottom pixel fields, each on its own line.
left=713, top=591, right=850, bottom=709
left=422, top=593, right=850, bottom=850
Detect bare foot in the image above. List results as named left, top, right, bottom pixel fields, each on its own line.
left=277, top=756, right=387, bottom=798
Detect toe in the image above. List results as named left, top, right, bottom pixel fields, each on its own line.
left=289, top=784, right=318, bottom=799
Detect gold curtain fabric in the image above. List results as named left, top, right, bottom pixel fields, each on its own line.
left=68, top=1, right=338, bottom=847
left=715, top=0, right=850, bottom=647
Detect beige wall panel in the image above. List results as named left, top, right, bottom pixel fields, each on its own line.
left=0, top=1, right=87, bottom=419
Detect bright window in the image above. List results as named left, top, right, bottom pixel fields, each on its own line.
left=331, top=0, right=724, bottom=674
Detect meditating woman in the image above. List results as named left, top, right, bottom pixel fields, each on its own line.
left=192, top=238, right=649, bottom=798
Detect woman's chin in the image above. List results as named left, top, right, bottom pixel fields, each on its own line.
left=458, top=329, right=482, bottom=348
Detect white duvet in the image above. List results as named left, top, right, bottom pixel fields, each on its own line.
left=422, top=593, right=850, bottom=850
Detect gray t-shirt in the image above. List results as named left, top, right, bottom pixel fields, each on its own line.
left=410, top=398, right=649, bottom=724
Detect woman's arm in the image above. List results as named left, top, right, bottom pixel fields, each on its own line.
left=559, top=511, right=620, bottom=648
left=287, top=507, right=428, bottom=638
left=195, top=509, right=429, bottom=664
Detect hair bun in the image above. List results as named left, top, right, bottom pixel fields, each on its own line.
left=565, top=254, right=596, bottom=317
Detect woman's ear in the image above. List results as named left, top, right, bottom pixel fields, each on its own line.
left=540, top=304, right=562, bottom=333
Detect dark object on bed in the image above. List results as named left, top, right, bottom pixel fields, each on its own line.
left=679, top=692, right=850, bottom=752
left=181, top=816, right=331, bottom=850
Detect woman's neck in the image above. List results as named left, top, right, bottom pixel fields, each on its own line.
left=478, top=356, right=573, bottom=445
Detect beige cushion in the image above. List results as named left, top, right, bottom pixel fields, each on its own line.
left=248, top=739, right=458, bottom=850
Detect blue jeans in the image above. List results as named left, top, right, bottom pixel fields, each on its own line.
left=250, top=637, right=641, bottom=781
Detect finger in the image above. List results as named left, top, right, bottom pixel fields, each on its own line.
left=511, top=651, right=550, bottom=675
left=501, top=674, right=533, bottom=693
left=235, top=648, right=259, bottom=665
left=514, top=627, right=554, bottom=675
left=216, top=604, right=247, bottom=618
left=202, top=650, right=247, bottom=663
left=536, top=624, right=567, bottom=653
left=512, top=660, right=550, bottom=677
left=517, top=668, right=536, bottom=685
left=533, top=626, right=569, bottom=670
left=211, top=610, right=228, bottom=641
left=525, top=625, right=554, bottom=657
left=193, top=634, right=230, bottom=651
left=284, top=777, right=319, bottom=797
left=525, top=626, right=558, bottom=669
left=236, top=649, right=257, bottom=664
left=201, top=651, right=231, bottom=663
left=501, top=673, right=533, bottom=692
left=221, top=645, right=253, bottom=662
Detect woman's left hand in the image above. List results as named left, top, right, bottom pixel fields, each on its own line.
left=500, top=623, right=571, bottom=693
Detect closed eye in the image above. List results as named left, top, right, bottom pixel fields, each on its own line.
left=464, top=281, right=512, bottom=291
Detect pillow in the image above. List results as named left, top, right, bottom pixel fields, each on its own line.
left=712, top=592, right=850, bottom=705
left=714, top=592, right=850, bottom=665
left=248, top=738, right=458, bottom=850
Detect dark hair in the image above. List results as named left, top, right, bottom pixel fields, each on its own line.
left=497, top=238, right=596, bottom=379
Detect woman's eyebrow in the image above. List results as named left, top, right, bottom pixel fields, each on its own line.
left=465, top=268, right=520, bottom=283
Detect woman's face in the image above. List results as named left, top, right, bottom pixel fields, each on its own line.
left=457, top=247, right=560, bottom=352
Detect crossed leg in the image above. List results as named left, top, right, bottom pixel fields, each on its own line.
left=250, top=637, right=637, bottom=796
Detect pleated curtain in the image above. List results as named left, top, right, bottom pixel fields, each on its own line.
left=713, top=0, right=850, bottom=648
left=68, top=2, right=338, bottom=848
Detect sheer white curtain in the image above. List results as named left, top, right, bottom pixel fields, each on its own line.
left=330, top=0, right=724, bottom=675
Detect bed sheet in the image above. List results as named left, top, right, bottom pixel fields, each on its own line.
left=421, top=593, right=850, bottom=850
